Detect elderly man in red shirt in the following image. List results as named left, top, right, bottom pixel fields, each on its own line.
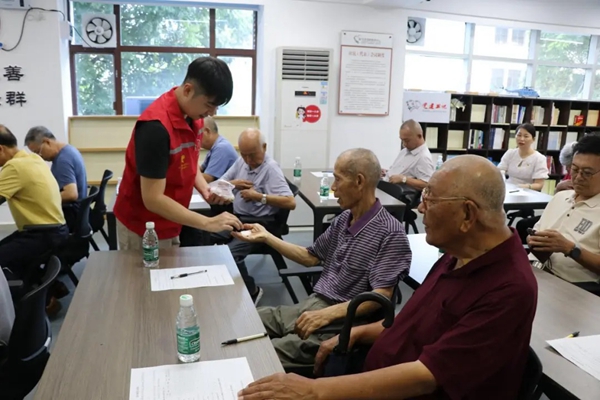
left=237, top=155, right=537, bottom=400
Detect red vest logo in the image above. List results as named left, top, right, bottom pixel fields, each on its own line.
left=180, top=154, right=189, bottom=170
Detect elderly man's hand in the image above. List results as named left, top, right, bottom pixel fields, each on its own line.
left=238, top=373, right=318, bottom=400
left=295, top=309, right=333, bottom=340
left=230, top=179, right=254, bottom=190
left=388, top=174, right=406, bottom=184
left=528, top=229, right=574, bottom=255
left=240, top=188, right=261, bottom=202
left=231, top=223, right=270, bottom=243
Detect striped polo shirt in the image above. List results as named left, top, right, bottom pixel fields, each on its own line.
left=308, top=199, right=412, bottom=303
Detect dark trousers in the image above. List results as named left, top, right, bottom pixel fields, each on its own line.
left=63, top=204, right=79, bottom=233
left=212, top=231, right=261, bottom=295
left=0, top=225, right=69, bottom=280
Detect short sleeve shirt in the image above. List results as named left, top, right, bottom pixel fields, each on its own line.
left=363, top=231, right=538, bottom=400
left=306, top=200, right=411, bottom=303
left=201, top=136, right=238, bottom=180
left=51, top=145, right=88, bottom=202
left=534, top=190, right=600, bottom=283
left=388, top=143, right=435, bottom=182
left=497, top=149, right=549, bottom=185
left=221, top=154, right=292, bottom=217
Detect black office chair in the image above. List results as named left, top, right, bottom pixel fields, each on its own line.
left=0, top=256, right=61, bottom=400
left=211, top=182, right=300, bottom=301
left=56, top=186, right=99, bottom=286
left=507, top=209, right=535, bottom=227
left=517, top=347, right=544, bottom=400
left=377, top=180, right=420, bottom=234
left=89, top=169, right=113, bottom=251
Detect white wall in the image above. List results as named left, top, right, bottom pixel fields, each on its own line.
left=0, top=0, right=71, bottom=146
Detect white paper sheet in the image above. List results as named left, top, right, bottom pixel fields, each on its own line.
left=190, top=194, right=206, bottom=204
left=311, top=171, right=334, bottom=178
left=547, top=335, right=600, bottom=382
left=150, top=265, right=233, bottom=292
left=315, top=192, right=337, bottom=200
left=129, top=357, right=254, bottom=400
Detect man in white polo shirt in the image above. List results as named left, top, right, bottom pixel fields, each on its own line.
left=528, top=134, right=600, bottom=295
left=384, top=119, right=435, bottom=191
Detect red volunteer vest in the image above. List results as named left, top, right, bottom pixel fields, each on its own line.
left=114, top=88, right=203, bottom=239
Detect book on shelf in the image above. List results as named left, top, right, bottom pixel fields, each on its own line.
left=490, top=128, right=505, bottom=149
left=425, top=127, right=438, bottom=148
left=547, top=131, right=562, bottom=151
left=587, top=110, right=599, bottom=127
left=511, top=105, right=526, bottom=124
left=550, top=105, right=560, bottom=125
left=468, top=130, right=484, bottom=149
left=471, top=105, right=486, bottom=123
left=566, top=131, right=578, bottom=144
left=448, top=130, right=464, bottom=149
left=574, top=115, right=584, bottom=126
left=491, top=105, right=507, bottom=123
left=569, top=109, right=582, bottom=125
left=531, top=106, right=545, bottom=125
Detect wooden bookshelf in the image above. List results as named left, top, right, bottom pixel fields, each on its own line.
left=421, top=94, right=600, bottom=181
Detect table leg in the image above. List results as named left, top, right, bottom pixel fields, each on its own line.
left=107, top=213, right=118, bottom=251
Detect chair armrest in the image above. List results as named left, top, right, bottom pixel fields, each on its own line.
left=22, top=223, right=63, bottom=231
left=8, top=280, right=24, bottom=287
left=279, top=266, right=323, bottom=277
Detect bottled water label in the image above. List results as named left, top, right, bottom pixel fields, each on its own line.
left=143, top=247, right=158, bottom=262
left=177, top=326, right=200, bottom=355
left=320, top=186, right=330, bottom=197
left=293, top=169, right=302, bottom=177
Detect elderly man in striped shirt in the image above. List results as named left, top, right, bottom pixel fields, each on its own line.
left=233, top=148, right=412, bottom=369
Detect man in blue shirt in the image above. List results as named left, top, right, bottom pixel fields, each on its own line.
left=25, top=126, right=88, bottom=231
left=200, top=116, right=238, bottom=182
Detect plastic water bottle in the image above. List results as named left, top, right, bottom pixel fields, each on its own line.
left=176, top=294, right=201, bottom=363
left=142, top=221, right=159, bottom=268
left=436, top=155, right=444, bottom=171
left=293, top=157, right=302, bottom=178
left=320, top=175, right=330, bottom=198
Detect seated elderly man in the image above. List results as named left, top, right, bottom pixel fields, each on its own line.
left=0, top=125, right=68, bottom=281
left=233, top=148, right=411, bottom=370
left=528, top=134, right=600, bottom=295
left=217, top=128, right=296, bottom=304
left=237, top=155, right=536, bottom=400
left=24, top=126, right=88, bottom=231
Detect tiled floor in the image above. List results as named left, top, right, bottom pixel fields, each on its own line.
left=12, top=214, right=547, bottom=399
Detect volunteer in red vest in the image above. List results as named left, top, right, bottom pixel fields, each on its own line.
left=114, top=57, right=242, bottom=250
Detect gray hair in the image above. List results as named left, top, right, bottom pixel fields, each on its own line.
left=239, top=128, right=267, bottom=146
left=24, top=126, right=55, bottom=145
left=203, top=116, right=219, bottom=133
left=559, top=141, right=577, bottom=167
left=338, top=148, right=381, bottom=189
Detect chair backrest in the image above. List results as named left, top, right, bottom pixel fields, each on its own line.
left=7, top=256, right=60, bottom=364
left=274, top=181, right=300, bottom=236
left=517, top=346, right=543, bottom=400
left=93, top=170, right=113, bottom=213
left=377, top=180, right=421, bottom=209
left=75, top=186, right=99, bottom=239
left=89, top=170, right=113, bottom=232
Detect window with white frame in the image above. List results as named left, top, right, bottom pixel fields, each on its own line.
left=404, top=18, right=600, bottom=101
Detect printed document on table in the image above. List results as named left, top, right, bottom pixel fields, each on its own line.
left=129, top=357, right=254, bottom=400
left=150, top=265, right=233, bottom=292
left=547, top=335, right=600, bottom=382
left=190, top=193, right=206, bottom=204
left=311, top=171, right=333, bottom=178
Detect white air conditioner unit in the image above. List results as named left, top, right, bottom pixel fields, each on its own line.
left=274, top=47, right=333, bottom=170
left=81, top=13, right=117, bottom=48
left=0, top=0, right=31, bottom=10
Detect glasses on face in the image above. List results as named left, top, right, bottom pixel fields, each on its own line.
left=36, top=142, right=44, bottom=156
left=421, top=187, right=472, bottom=209
left=571, top=165, right=600, bottom=180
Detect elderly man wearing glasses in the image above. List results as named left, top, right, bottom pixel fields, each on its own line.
left=528, top=134, right=600, bottom=296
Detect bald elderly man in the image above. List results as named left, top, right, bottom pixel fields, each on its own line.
left=384, top=119, right=435, bottom=191
left=217, top=128, right=296, bottom=304
left=238, top=155, right=537, bottom=400
left=233, top=148, right=411, bottom=370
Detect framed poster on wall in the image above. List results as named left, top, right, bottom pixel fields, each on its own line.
left=338, top=31, right=393, bottom=116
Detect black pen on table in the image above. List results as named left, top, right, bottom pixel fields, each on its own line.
left=170, top=270, right=207, bottom=279
left=565, top=331, right=580, bottom=338
left=509, top=189, right=519, bottom=193
left=221, top=332, right=268, bottom=346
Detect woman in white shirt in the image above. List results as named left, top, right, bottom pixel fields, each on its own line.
left=497, top=123, right=549, bottom=191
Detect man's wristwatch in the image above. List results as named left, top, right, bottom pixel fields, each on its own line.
left=261, top=194, right=267, bottom=205
left=566, top=244, right=582, bottom=259
left=401, top=176, right=407, bottom=184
